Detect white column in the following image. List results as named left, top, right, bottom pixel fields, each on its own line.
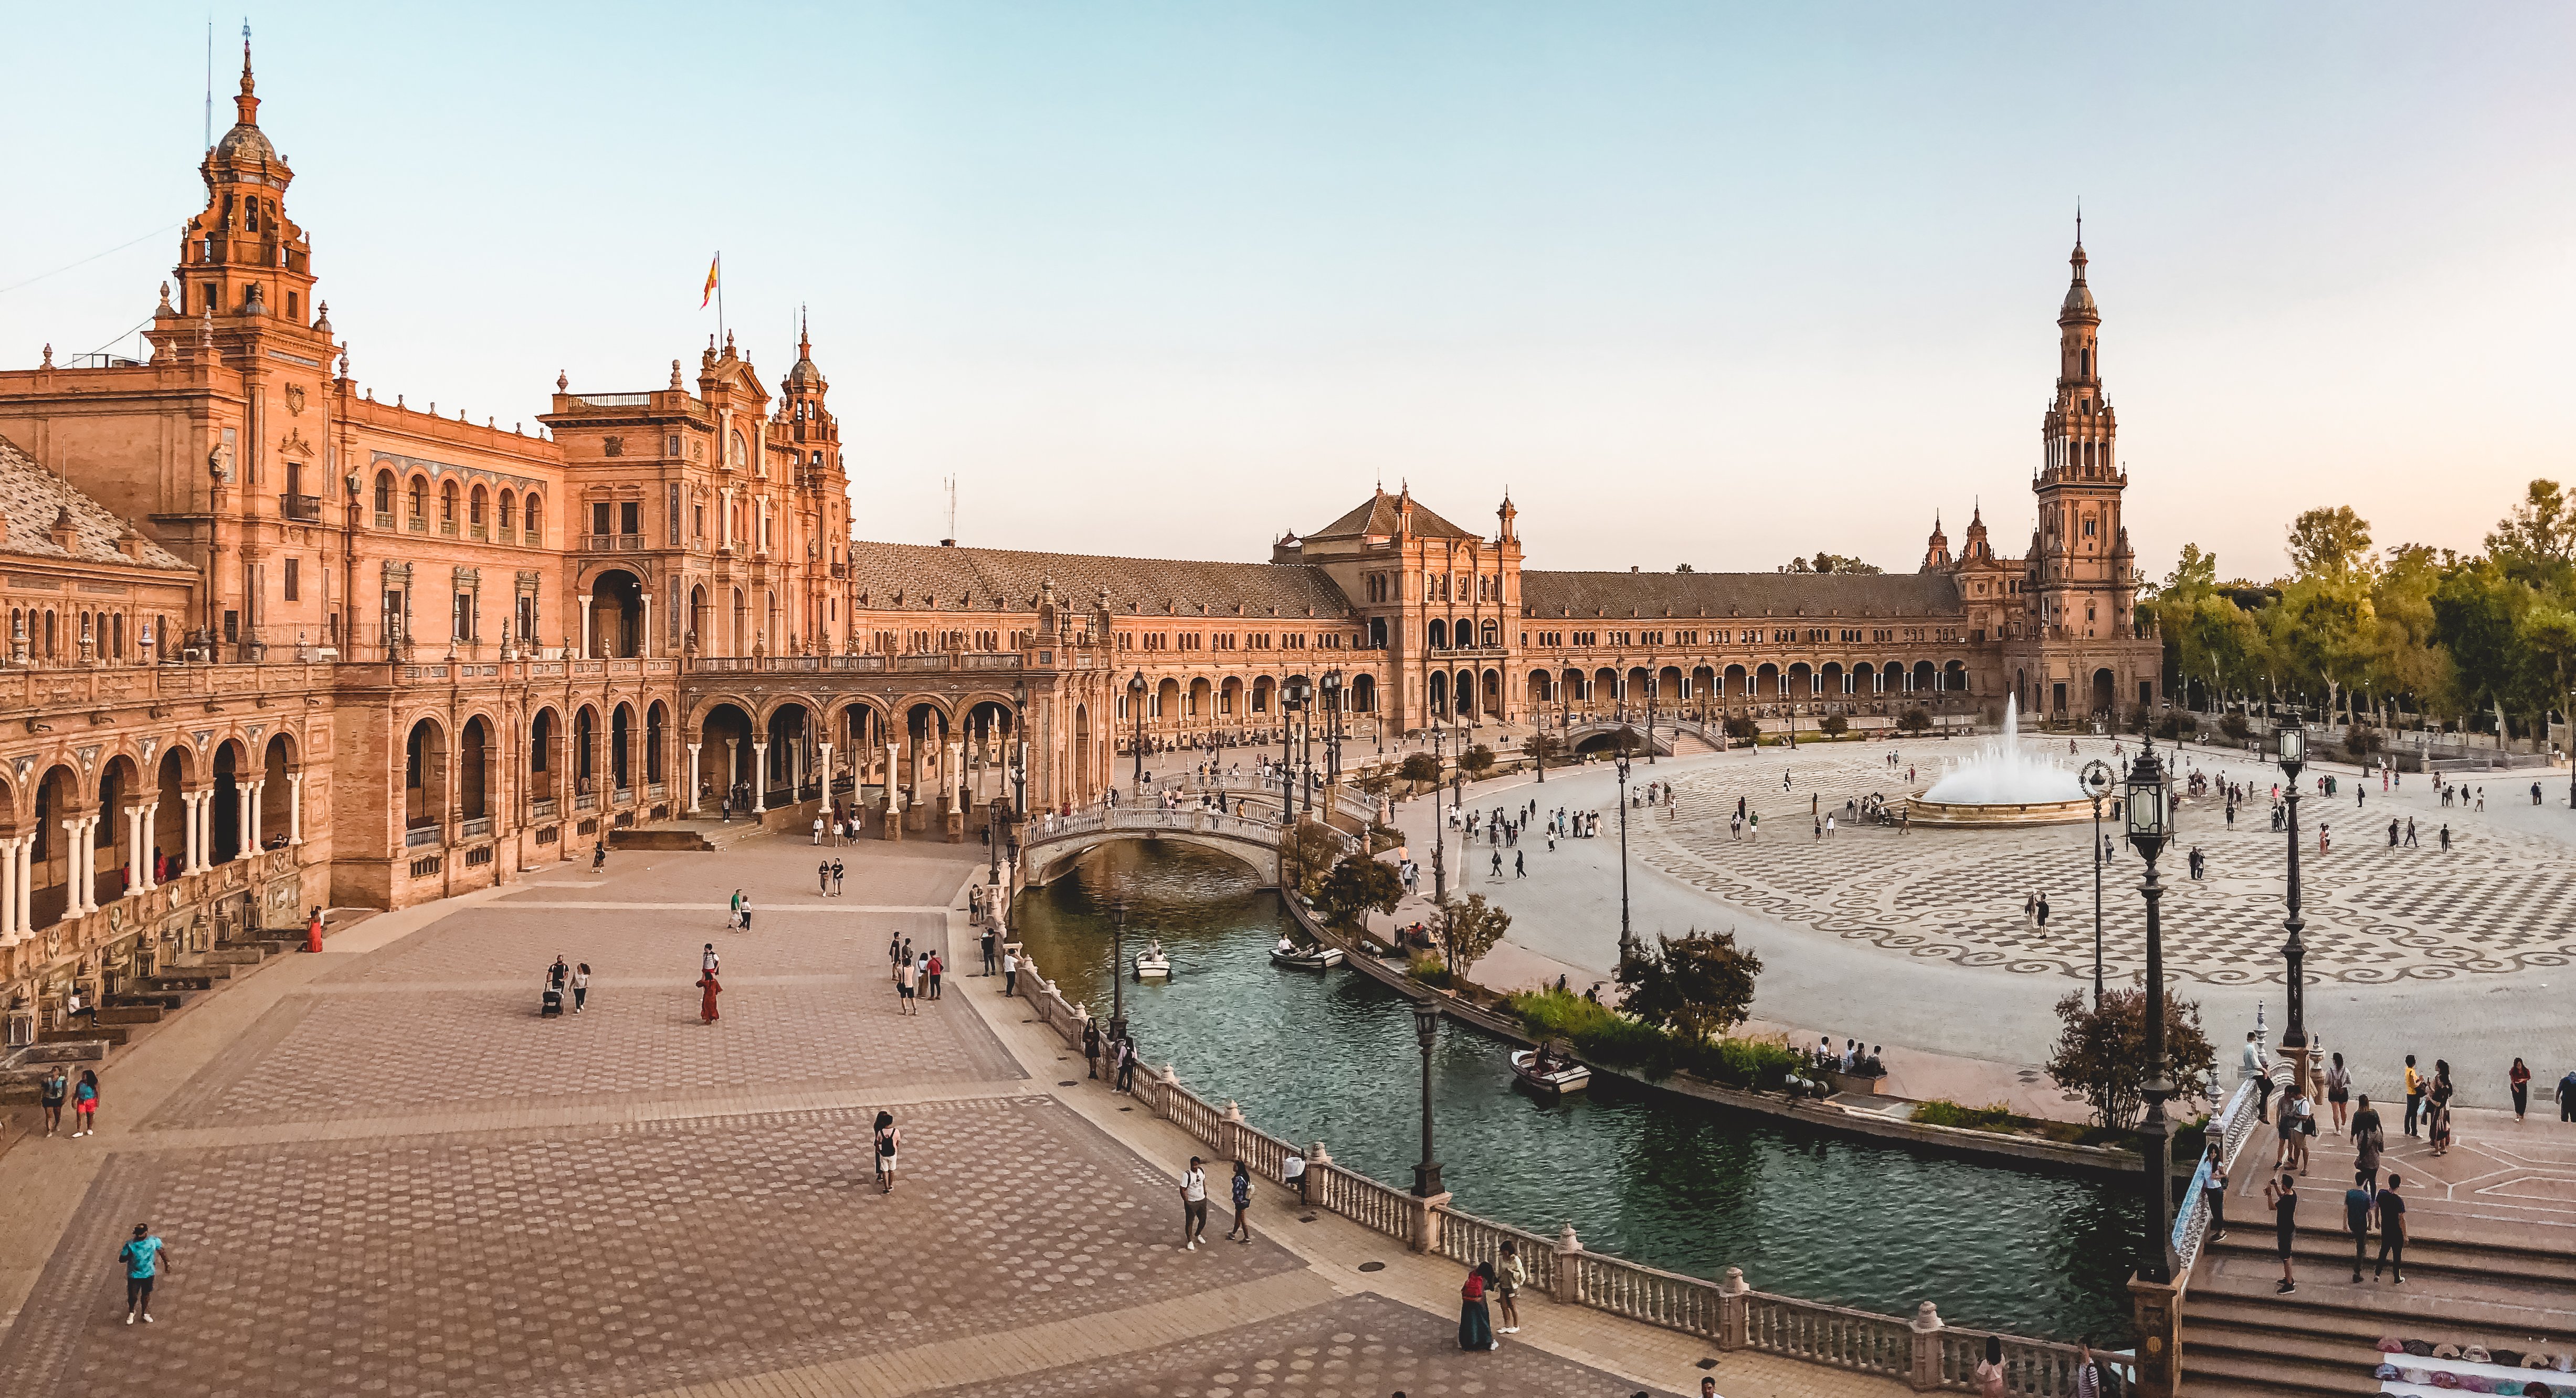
left=686, top=743, right=702, bottom=813
left=15, top=834, right=32, bottom=934
left=752, top=741, right=768, bottom=809
left=124, top=807, right=143, bottom=895
left=248, top=781, right=267, bottom=855
left=190, top=791, right=208, bottom=873
left=886, top=741, right=901, bottom=802
left=818, top=742, right=833, bottom=802
left=236, top=784, right=254, bottom=861
left=948, top=740, right=964, bottom=811
left=0, top=835, right=19, bottom=943
left=65, top=817, right=90, bottom=914
left=288, top=773, right=304, bottom=845
left=577, top=595, right=594, bottom=660
left=138, top=804, right=160, bottom=890
left=641, top=594, right=653, bottom=658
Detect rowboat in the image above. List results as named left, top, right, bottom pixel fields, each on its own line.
left=1510, top=1046, right=1590, bottom=1097
left=1133, top=943, right=1173, bottom=981
left=1270, top=942, right=1345, bottom=970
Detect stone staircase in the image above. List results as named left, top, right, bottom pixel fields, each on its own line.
left=2183, top=1215, right=2576, bottom=1395
left=0, top=924, right=300, bottom=1106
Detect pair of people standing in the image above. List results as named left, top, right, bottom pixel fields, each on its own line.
left=726, top=890, right=754, bottom=932
left=41, top=1067, right=99, bottom=1137
left=816, top=859, right=844, bottom=896
left=1456, top=1250, right=1524, bottom=1350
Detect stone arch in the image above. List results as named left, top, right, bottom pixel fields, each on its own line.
left=1349, top=672, right=1377, bottom=713
left=529, top=706, right=562, bottom=805
left=404, top=717, right=449, bottom=837
left=1527, top=668, right=1554, bottom=703
left=587, top=567, right=645, bottom=658
left=1427, top=618, right=1448, bottom=650
left=1656, top=666, right=1683, bottom=702
left=1481, top=668, right=1502, bottom=716
left=1724, top=664, right=1747, bottom=700
left=31, top=762, right=85, bottom=929
left=256, top=731, right=298, bottom=847
left=458, top=713, right=494, bottom=821
left=1821, top=661, right=1846, bottom=698
left=610, top=702, right=637, bottom=791
left=646, top=700, right=669, bottom=784
left=1913, top=660, right=1937, bottom=692
left=151, top=743, right=194, bottom=874
left=698, top=701, right=757, bottom=808
left=94, top=752, right=143, bottom=895
left=1755, top=662, right=1781, bottom=701
left=763, top=701, right=816, bottom=801
left=210, top=737, right=251, bottom=861
left=1154, top=677, right=1181, bottom=726
left=573, top=705, right=600, bottom=796
left=1427, top=669, right=1449, bottom=716
left=1948, top=660, right=1973, bottom=695
left=1187, top=676, right=1213, bottom=722
left=1218, top=675, right=1244, bottom=718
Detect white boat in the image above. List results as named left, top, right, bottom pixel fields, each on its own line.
left=1511, top=1047, right=1591, bottom=1097
left=1270, top=941, right=1345, bottom=970
left=1133, top=942, right=1173, bottom=981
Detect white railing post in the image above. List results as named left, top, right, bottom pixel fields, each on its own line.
left=1715, top=1263, right=1747, bottom=1349
left=1907, top=1301, right=1944, bottom=1391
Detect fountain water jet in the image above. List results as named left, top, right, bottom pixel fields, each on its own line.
left=1907, top=695, right=2097, bottom=827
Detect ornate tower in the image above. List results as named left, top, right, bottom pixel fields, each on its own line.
left=159, top=39, right=320, bottom=333
left=2030, top=227, right=2134, bottom=643
left=776, top=311, right=852, bottom=648
left=1920, top=513, right=1951, bottom=571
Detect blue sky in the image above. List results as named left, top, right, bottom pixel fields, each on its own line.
left=8, top=3, right=2572, bottom=581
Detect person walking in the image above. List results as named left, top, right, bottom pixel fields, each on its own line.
left=696, top=968, right=722, bottom=1024
left=874, top=1110, right=901, bottom=1194
left=981, top=926, right=998, bottom=976
left=2344, top=1170, right=2375, bottom=1283
left=571, top=962, right=591, bottom=1014
left=812, top=813, right=826, bottom=845
left=830, top=859, right=844, bottom=896
left=2263, top=1172, right=2299, bottom=1294
left=1225, top=1160, right=1255, bottom=1244
left=2373, top=1172, right=2406, bottom=1283
left=818, top=859, right=831, bottom=896
left=305, top=905, right=325, bottom=954
left=926, top=950, right=943, bottom=1002
left=1458, top=1260, right=1498, bottom=1350
left=2510, top=1057, right=2533, bottom=1121
left=1003, top=947, right=1018, bottom=996
left=737, top=897, right=754, bottom=934
left=702, top=943, right=721, bottom=976
left=71, top=1069, right=99, bottom=1137
left=2402, top=1054, right=2422, bottom=1137
left=2352, top=1095, right=2383, bottom=1189
left=1116, top=1033, right=1138, bottom=1092
left=2324, top=1052, right=2351, bottom=1133
left=119, top=1224, right=169, bottom=1325
left=1495, top=1241, right=1526, bottom=1334
left=40, top=1065, right=68, bottom=1137
left=896, top=955, right=918, bottom=1015
left=728, top=889, right=744, bottom=930
left=1180, top=1157, right=1209, bottom=1250
left=2202, top=1143, right=2228, bottom=1239
left=2559, top=1066, right=2576, bottom=1122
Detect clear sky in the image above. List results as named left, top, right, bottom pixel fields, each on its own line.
left=8, top=4, right=2572, bottom=583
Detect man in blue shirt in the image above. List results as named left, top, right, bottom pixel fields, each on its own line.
left=120, top=1223, right=171, bottom=1325
left=2343, top=1172, right=2374, bottom=1283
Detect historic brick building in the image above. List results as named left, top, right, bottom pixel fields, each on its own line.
left=0, top=46, right=2153, bottom=1039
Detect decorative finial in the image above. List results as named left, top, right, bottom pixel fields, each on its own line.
left=159, top=281, right=172, bottom=310
left=669, top=359, right=683, bottom=390
left=40, top=343, right=52, bottom=369
left=556, top=370, right=568, bottom=393
left=314, top=300, right=331, bottom=333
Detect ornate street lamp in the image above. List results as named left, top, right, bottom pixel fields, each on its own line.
left=2125, top=735, right=2179, bottom=1284
left=1645, top=670, right=1657, bottom=766
left=1614, top=738, right=1635, bottom=974
left=1321, top=669, right=1344, bottom=798
left=1409, top=989, right=1444, bottom=1198
left=1430, top=727, right=1448, bottom=905
left=2275, top=717, right=2311, bottom=1095
left=1281, top=676, right=1312, bottom=824
left=1128, top=670, right=1147, bottom=796
left=2082, top=759, right=2116, bottom=1006
left=1109, top=901, right=1130, bottom=1047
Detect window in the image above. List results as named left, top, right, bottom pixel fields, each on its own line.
left=619, top=501, right=640, bottom=535
left=374, top=470, right=394, bottom=515
left=499, top=490, right=516, bottom=532
left=408, top=478, right=427, bottom=523
left=439, top=481, right=459, bottom=531
left=516, top=595, right=536, bottom=642
left=453, top=591, right=474, bottom=641
left=283, top=558, right=300, bottom=602
left=667, top=485, right=681, bottom=545
left=524, top=497, right=541, bottom=543
left=666, top=433, right=682, bottom=456
left=592, top=502, right=613, bottom=537
left=693, top=503, right=705, bottom=539
left=383, top=590, right=404, bottom=642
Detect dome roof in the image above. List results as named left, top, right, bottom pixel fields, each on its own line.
left=213, top=121, right=278, bottom=166
left=2060, top=241, right=2097, bottom=318
left=782, top=353, right=826, bottom=392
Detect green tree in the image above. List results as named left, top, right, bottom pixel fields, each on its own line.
left=1279, top=820, right=1344, bottom=897
left=1896, top=708, right=1932, bottom=735
left=2043, top=987, right=2216, bottom=1131
left=1818, top=714, right=1849, bottom=738
left=1722, top=716, right=1761, bottom=743
left=1397, top=752, right=1440, bottom=789
left=2286, top=505, right=2374, bottom=581
left=2431, top=562, right=2531, bottom=736
left=2272, top=575, right=2376, bottom=725
left=2515, top=603, right=2576, bottom=738
left=1313, top=853, right=1404, bottom=934
left=1459, top=743, right=1496, bottom=779
left=1617, top=929, right=1762, bottom=1042
left=2486, top=479, right=2576, bottom=592
left=1520, top=730, right=1564, bottom=771
left=1438, top=894, right=1512, bottom=979
left=1785, top=552, right=1883, bottom=575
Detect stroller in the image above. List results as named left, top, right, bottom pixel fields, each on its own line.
left=541, top=962, right=568, bottom=1017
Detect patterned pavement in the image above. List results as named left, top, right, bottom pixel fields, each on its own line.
left=0, top=835, right=1682, bottom=1398
left=1638, top=744, right=2576, bottom=985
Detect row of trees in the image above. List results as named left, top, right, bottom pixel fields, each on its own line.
left=2150, top=479, right=2576, bottom=744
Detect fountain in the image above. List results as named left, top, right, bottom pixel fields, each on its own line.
left=1907, top=695, right=2096, bottom=827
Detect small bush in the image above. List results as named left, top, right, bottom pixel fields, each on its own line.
left=1408, top=955, right=1452, bottom=988
left=1819, top=714, right=1850, bottom=738
left=1366, top=822, right=1405, bottom=854
left=1723, top=716, right=1761, bottom=743
left=2346, top=727, right=2384, bottom=759
left=1912, top=1098, right=2021, bottom=1133
left=1896, top=708, right=1932, bottom=735
left=2218, top=712, right=2250, bottom=741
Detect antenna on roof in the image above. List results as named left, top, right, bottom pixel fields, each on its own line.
left=204, top=16, right=214, bottom=150
left=941, top=475, right=957, bottom=548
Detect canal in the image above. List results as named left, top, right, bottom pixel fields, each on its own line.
left=1012, top=840, right=2144, bottom=1344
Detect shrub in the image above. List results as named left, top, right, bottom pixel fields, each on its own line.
left=1818, top=714, right=1850, bottom=738
left=2044, top=985, right=2216, bottom=1130
left=1504, top=989, right=1799, bottom=1090
left=1365, top=822, right=1405, bottom=855
left=1398, top=752, right=1441, bottom=786
left=2346, top=727, right=2383, bottom=759
left=1313, top=853, right=1404, bottom=933
left=1896, top=708, right=1933, bottom=735
left=1407, top=954, right=1452, bottom=988
left=1459, top=743, right=1496, bottom=779
left=1912, top=1099, right=2022, bottom=1133
left=2218, top=712, right=2251, bottom=741
left=2152, top=712, right=2189, bottom=740
left=1723, top=716, right=1761, bottom=743
left=1617, top=928, right=1762, bottom=1042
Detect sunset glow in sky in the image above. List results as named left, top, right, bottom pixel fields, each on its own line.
left=9, top=3, right=2572, bottom=582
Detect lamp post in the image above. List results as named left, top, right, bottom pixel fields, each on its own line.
left=2125, top=735, right=2179, bottom=1284
left=1128, top=670, right=1147, bottom=796
left=1108, top=901, right=1129, bottom=1047
left=1322, top=669, right=1344, bottom=800
left=1430, top=727, right=1448, bottom=906
left=1614, top=739, right=1635, bottom=974
left=2275, top=718, right=2313, bottom=1097
left=1645, top=672, right=1657, bottom=766
left=1281, top=676, right=1311, bottom=824
left=1409, top=989, right=1444, bottom=1197
left=2081, top=760, right=2115, bottom=1006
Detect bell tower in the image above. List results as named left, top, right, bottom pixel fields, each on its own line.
left=2030, top=222, right=2134, bottom=643
left=154, top=37, right=322, bottom=341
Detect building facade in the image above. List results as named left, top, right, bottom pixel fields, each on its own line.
left=0, top=48, right=2155, bottom=1037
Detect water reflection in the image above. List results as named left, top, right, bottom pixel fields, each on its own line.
left=1014, top=840, right=2141, bottom=1342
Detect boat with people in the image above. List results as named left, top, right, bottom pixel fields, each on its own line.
left=1133, top=939, right=1173, bottom=981
left=1510, top=1043, right=1590, bottom=1097
left=1270, top=934, right=1345, bottom=970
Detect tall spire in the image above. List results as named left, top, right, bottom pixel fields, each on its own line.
left=236, top=23, right=259, bottom=129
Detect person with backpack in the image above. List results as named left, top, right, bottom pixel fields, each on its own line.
left=874, top=1111, right=901, bottom=1194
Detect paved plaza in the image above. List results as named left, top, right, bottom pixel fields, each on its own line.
left=0, top=828, right=1895, bottom=1398
left=1379, top=733, right=2576, bottom=1112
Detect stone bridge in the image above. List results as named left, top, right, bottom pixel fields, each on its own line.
left=1018, top=807, right=1353, bottom=888
left=1552, top=720, right=1678, bottom=756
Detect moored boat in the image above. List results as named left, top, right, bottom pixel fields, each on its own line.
left=1133, top=940, right=1173, bottom=981
left=1510, top=1045, right=1590, bottom=1097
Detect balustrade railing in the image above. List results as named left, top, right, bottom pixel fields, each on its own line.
left=403, top=824, right=440, bottom=848
left=459, top=816, right=493, bottom=839
left=1433, top=1207, right=1556, bottom=1293
left=1743, top=1290, right=1910, bottom=1376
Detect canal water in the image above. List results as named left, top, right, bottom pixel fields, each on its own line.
left=1013, top=840, right=2142, bottom=1344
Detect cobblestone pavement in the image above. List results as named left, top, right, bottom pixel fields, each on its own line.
left=937, top=1291, right=1682, bottom=1397
left=1561, top=741, right=2576, bottom=986
left=0, top=832, right=1693, bottom=1398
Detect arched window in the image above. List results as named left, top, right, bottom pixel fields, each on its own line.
left=727, top=430, right=747, bottom=468
left=374, top=470, right=394, bottom=516
left=498, top=490, right=516, bottom=532
left=523, top=495, right=542, bottom=543
left=408, top=477, right=428, bottom=523
left=440, top=481, right=460, bottom=529
left=469, top=485, right=488, bottom=531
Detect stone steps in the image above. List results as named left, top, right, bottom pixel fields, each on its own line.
left=96, top=1005, right=164, bottom=1026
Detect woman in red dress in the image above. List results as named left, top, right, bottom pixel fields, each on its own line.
left=696, top=971, right=722, bottom=1023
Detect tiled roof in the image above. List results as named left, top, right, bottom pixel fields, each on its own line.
left=0, top=435, right=193, bottom=571
left=846, top=540, right=1356, bottom=618
left=1519, top=570, right=1962, bottom=619
left=1307, top=490, right=1481, bottom=541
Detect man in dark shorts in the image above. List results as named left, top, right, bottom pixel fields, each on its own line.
left=2374, top=1173, right=2406, bottom=1283
left=40, top=1066, right=68, bottom=1137
left=120, top=1224, right=169, bottom=1324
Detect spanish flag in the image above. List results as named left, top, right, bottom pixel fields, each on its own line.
left=701, top=253, right=721, bottom=308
